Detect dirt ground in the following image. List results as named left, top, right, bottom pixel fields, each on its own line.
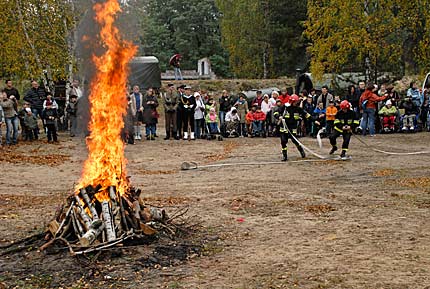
left=1, top=131, right=430, bottom=288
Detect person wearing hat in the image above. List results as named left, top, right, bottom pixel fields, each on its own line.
left=41, top=93, right=59, bottom=142
left=162, top=83, right=178, bottom=140
left=194, top=91, right=206, bottom=139
left=225, top=106, right=240, bottom=137
left=273, top=94, right=310, bottom=161
left=179, top=85, right=196, bottom=140
left=378, top=99, right=397, bottom=132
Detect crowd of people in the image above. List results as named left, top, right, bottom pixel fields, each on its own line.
left=1, top=78, right=429, bottom=159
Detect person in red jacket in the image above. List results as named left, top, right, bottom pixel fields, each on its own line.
left=279, top=90, right=291, bottom=104
left=359, top=83, right=387, bottom=136
left=250, top=104, right=266, bottom=137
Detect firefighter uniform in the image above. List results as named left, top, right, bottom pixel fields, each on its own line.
left=329, top=107, right=359, bottom=157
left=274, top=104, right=311, bottom=161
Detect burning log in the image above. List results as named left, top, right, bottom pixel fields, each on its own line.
left=101, top=201, right=116, bottom=242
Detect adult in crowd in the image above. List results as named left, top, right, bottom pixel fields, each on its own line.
left=66, top=95, right=78, bottom=137
left=317, top=85, right=333, bottom=109
left=4, top=79, right=20, bottom=111
left=179, top=86, right=196, bottom=140
left=67, top=79, right=83, bottom=100
left=176, top=84, right=186, bottom=139
left=359, top=84, right=387, bottom=136
left=24, top=80, right=47, bottom=120
left=261, top=94, right=273, bottom=136
left=407, top=81, right=423, bottom=108
left=219, top=90, right=232, bottom=128
left=345, top=85, right=360, bottom=112
left=234, top=93, right=248, bottom=137
left=251, top=90, right=264, bottom=108
left=1, top=90, right=19, bottom=145
left=142, top=87, right=159, bottom=140
left=162, top=83, right=179, bottom=140
left=130, top=85, right=144, bottom=140
left=0, top=99, right=3, bottom=146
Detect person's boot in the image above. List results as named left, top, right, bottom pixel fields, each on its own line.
left=173, top=132, right=180, bottom=140
left=164, top=132, right=170, bottom=140
left=190, top=132, right=195, bottom=140
left=298, top=146, right=306, bottom=158
left=183, top=132, right=188, bottom=140
left=329, top=146, right=338, bottom=155
left=282, top=150, right=288, bottom=161
left=340, top=150, right=346, bottom=158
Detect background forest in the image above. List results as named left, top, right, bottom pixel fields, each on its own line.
left=0, top=0, right=429, bottom=82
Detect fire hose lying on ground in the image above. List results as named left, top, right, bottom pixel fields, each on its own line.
left=181, top=122, right=430, bottom=170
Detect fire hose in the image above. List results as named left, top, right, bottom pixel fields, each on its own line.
left=351, top=133, right=430, bottom=155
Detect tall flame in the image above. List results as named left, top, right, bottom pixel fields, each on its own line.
left=77, top=0, right=137, bottom=200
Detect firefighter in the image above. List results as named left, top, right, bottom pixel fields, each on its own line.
left=274, top=94, right=311, bottom=161
left=329, top=100, right=360, bottom=158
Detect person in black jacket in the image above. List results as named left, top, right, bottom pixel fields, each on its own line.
left=329, top=100, right=360, bottom=158
left=273, top=94, right=310, bottom=161
left=42, top=99, right=58, bottom=142
left=179, top=86, right=196, bottom=140
left=219, top=90, right=232, bottom=128
left=66, top=95, right=78, bottom=136
left=24, top=81, right=47, bottom=119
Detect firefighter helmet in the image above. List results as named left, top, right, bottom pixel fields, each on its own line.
left=340, top=100, right=351, bottom=110
left=289, top=94, right=300, bottom=104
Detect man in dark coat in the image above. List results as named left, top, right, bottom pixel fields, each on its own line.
left=24, top=80, right=47, bottom=119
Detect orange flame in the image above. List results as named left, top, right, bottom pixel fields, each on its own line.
left=77, top=0, right=137, bottom=201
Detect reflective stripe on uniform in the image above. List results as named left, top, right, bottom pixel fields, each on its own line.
left=335, top=127, right=343, bottom=133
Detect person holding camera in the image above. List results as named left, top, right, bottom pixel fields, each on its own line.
left=163, top=83, right=178, bottom=140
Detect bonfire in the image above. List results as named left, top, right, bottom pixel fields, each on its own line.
left=42, top=0, right=171, bottom=255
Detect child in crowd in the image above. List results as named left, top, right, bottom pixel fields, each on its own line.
left=334, top=95, right=341, bottom=109
left=378, top=99, right=397, bottom=132
left=205, top=107, right=219, bottom=135
left=401, top=97, right=419, bottom=131
left=42, top=98, right=58, bottom=142
left=313, top=102, right=326, bottom=135
left=23, top=108, right=39, bottom=140
left=325, top=100, right=338, bottom=134
left=250, top=105, right=266, bottom=137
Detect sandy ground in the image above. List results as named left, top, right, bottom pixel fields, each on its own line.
left=1, top=131, right=430, bottom=288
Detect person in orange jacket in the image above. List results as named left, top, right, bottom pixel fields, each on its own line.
left=249, top=104, right=266, bottom=137
left=359, top=83, right=387, bottom=136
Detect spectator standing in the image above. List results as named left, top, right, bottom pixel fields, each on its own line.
left=194, top=92, right=205, bottom=139
left=261, top=94, right=273, bottom=136
left=142, top=87, right=159, bottom=140
left=43, top=92, right=58, bottom=110
left=130, top=85, right=144, bottom=140
left=4, top=80, right=20, bottom=111
left=0, top=101, right=3, bottom=146
left=66, top=95, right=78, bottom=137
left=303, top=96, right=315, bottom=136
left=23, top=108, right=39, bottom=141
left=24, top=80, right=47, bottom=120
left=219, top=90, right=232, bottom=127
left=179, top=86, right=196, bottom=140
left=359, top=84, right=387, bottom=136
left=234, top=94, right=248, bottom=137
left=386, top=84, right=401, bottom=107
left=279, top=89, right=291, bottom=104
left=345, top=85, right=360, bottom=112
left=269, top=91, right=279, bottom=106
left=421, top=84, right=430, bottom=130
left=162, top=84, right=179, bottom=140
left=67, top=79, right=83, bottom=100
left=123, top=94, right=136, bottom=144
left=317, top=85, right=334, bottom=109
left=42, top=96, right=58, bottom=142
left=251, top=90, right=264, bottom=108
left=1, top=91, right=19, bottom=145
left=176, top=84, right=186, bottom=139
left=313, top=102, right=326, bottom=134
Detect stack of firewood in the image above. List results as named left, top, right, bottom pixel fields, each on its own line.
left=44, top=185, right=169, bottom=255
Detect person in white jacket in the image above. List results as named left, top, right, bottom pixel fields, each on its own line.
left=225, top=107, right=240, bottom=137
left=194, top=92, right=205, bottom=139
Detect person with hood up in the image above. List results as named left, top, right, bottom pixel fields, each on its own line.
left=225, top=107, right=240, bottom=137
left=205, top=107, right=219, bottom=136
left=378, top=99, right=397, bottom=132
